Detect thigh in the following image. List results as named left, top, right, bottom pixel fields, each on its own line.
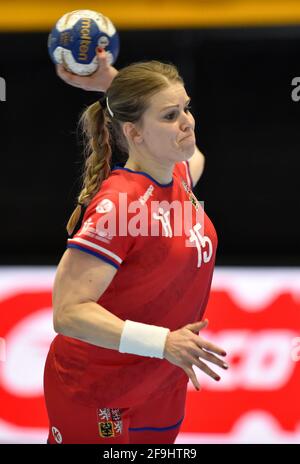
left=128, top=383, right=188, bottom=444
left=44, top=348, right=131, bottom=444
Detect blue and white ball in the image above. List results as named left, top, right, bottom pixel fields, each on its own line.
left=48, top=9, right=119, bottom=76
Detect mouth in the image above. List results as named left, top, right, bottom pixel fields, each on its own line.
left=179, top=133, right=195, bottom=142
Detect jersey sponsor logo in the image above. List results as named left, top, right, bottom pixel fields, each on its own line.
left=51, top=426, right=62, bottom=444
left=78, top=217, right=112, bottom=244
left=97, top=408, right=122, bottom=438
left=139, top=184, right=154, bottom=205
left=78, top=217, right=94, bottom=236
left=96, top=198, right=114, bottom=214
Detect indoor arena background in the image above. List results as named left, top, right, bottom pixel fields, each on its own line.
left=0, top=0, right=299, bottom=444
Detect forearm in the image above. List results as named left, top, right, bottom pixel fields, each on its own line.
left=54, top=301, right=125, bottom=350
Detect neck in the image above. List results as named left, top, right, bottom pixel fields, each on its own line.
left=124, top=156, right=174, bottom=185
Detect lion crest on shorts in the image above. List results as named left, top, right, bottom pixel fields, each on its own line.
left=97, top=408, right=123, bottom=438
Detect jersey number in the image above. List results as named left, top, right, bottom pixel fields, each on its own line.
left=189, top=223, right=213, bottom=268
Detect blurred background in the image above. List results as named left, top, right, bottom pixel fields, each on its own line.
left=0, top=0, right=299, bottom=443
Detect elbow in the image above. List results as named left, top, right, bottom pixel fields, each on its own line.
left=53, top=303, right=80, bottom=337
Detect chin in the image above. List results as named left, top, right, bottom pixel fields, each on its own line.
left=183, top=143, right=196, bottom=160
left=174, top=151, right=194, bottom=164
left=170, top=142, right=196, bottom=162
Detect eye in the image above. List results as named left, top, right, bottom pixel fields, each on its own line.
left=164, top=111, right=177, bottom=121
left=165, top=104, right=192, bottom=121
left=184, top=104, right=192, bottom=113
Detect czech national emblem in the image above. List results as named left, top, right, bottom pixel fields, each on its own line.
left=98, top=421, right=114, bottom=438
left=97, top=407, right=123, bottom=438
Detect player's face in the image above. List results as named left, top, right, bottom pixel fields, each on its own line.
left=138, top=83, right=196, bottom=163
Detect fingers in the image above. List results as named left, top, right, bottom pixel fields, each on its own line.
left=197, top=348, right=228, bottom=370
left=186, top=319, right=209, bottom=334
left=184, top=353, right=226, bottom=389
left=96, top=47, right=110, bottom=70
left=196, top=358, right=221, bottom=382
left=197, top=338, right=227, bottom=357
left=183, top=366, right=201, bottom=391
left=184, top=343, right=229, bottom=386
left=185, top=353, right=222, bottom=382
left=186, top=320, right=227, bottom=356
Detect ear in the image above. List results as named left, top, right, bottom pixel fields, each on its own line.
left=122, top=122, right=143, bottom=145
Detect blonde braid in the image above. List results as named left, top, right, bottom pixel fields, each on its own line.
left=66, top=102, right=112, bottom=236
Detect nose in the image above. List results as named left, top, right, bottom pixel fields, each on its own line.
left=180, top=111, right=194, bottom=132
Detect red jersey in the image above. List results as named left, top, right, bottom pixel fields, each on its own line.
left=51, top=160, right=218, bottom=408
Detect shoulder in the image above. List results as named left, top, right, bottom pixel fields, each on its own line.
left=68, top=170, right=138, bottom=269
left=86, top=168, right=137, bottom=216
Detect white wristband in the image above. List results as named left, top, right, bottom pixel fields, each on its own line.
left=119, top=320, right=170, bottom=359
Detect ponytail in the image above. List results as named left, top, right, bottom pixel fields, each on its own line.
left=66, top=101, right=112, bottom=236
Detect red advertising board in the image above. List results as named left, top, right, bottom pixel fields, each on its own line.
left=0, top=268, right=299, bottom=443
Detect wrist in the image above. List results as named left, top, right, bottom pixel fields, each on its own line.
left=119, top=320, right=170, bottom=359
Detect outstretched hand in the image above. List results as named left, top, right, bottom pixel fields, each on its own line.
left=55, top=48, right=118, bottom=92
left=163, top=319, right=228, bottom=391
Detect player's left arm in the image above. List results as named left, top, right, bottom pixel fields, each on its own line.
left=188, top=146, right=205, bottom=187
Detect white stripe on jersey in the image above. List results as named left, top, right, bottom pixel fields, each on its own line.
left=68, top=238, right=123, bottom=264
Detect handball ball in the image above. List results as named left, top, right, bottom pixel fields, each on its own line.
left=48, top=9, right=120, bottom=76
